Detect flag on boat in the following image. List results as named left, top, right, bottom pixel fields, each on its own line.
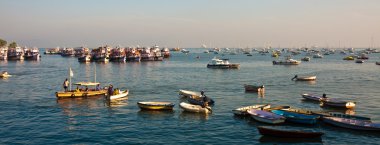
left=69, top=67, right=74, bottom=77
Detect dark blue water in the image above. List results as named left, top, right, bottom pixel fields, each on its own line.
left=1, top=48, right=380, bottom=144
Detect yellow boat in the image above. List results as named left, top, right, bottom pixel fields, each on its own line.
left=137, top=102, right=175, bottom=110
left=343, top=56, right=354, bottom=60
left=56, top=82, right=107, bottom=99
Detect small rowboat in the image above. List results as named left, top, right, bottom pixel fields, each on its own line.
left=244, top=84, right=265, bottom=92
left=232, top=104, right=271, bottom=116
left=257, top=126, right=324, bottom=138
left=137, top=102, right=175, bottom=110
left=322, top=117, right=380, bottom=131
left=109, top=90, right=129, bottom=100
left=301, top=57, right=311, bottom=61
left=292, top=75, right=316, bottom=81
left=301, top=93, right=323, bottom=102
left=248, top=109, right=286, bottom=124
left=179, top=89, right=200, bottom=98
left=179, top=102, right=211, bottom=114
left=328, top=112, right=371, bottom=121
left=271, top=110, right=319, bottom=125
left=320, top=98, right=356, bottom=109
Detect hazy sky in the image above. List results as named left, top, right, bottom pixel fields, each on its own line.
left=1, top=0, right=379, bottom=48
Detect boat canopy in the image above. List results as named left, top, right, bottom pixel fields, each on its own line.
left=74, top=82, right=100, bottom=86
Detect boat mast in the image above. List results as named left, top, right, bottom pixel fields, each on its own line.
left=94, top=63, right=96, bottom=83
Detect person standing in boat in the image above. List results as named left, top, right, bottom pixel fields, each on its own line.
left=63, top=78, right=69, bottom=92
left=108, top=84, right=113, bottom=96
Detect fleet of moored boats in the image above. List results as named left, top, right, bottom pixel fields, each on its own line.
left=2, top=46, right=380, bottom=141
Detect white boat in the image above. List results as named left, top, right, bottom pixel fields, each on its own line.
left=313, top=53, right=323, bottom=58
left=206, top=57, right=240, bottom=69
left=109, top=90, right=129, bottom=100
left=232, top=104, right=271, bottom=116
left=272, top=57, right=301, bottom=65
left=0, top=71, right=11, bottom=78
left=179, top=89, right=201, bottom=98
left=292, top=75, right=317, bottom=81
left=179, top=102, right=211, bottom=114
left=181, top=49, right=190, bottom=53
left=247, top=109, right=286, bottom=124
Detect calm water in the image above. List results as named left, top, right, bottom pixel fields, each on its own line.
left=1, top=48, right=380, bottom=144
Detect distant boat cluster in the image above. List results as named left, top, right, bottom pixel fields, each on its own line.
left=0, top=46, right=41, bottom=61
left=45, top=45, right=173, bottom=62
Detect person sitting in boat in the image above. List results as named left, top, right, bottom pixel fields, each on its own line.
left=200, top=91, right=210, bottom=107
left=95, top=84, right=101, bottom=91
left=291, top=75, right=298, bottom=80
left=322, top=93, right=327, bottom=99
left=85, top=86, right=89, bottom=92
left=75, top=86, right=80, bottom=92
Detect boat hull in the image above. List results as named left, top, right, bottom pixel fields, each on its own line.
left=109, top=90, right=129, bottom=100
left=207, top=64, right=240, bottom=69
left=322, top=117, right=380, bottom=131
left=232, top=104, right=270, bottom=116
left=271, top=110, right=318, bottom=125
left=137, top=102, right=175, bottom=110
left=257, top=126, right=324, bottom=138
left=180, top=102, right=211, bottom=114
left=56, top=90, right=107, bottom=99
left=244, top=84, right=265, bottom=92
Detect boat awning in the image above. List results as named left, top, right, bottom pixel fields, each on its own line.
left=74, top=82, right=100, bottom=86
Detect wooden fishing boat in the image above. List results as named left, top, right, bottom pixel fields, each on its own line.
left=137, top=102, right=175, bottom=110
left=271, top=110, right=319, bottom=125
left=78, top=55, right=91, bottom=62
left=244, top=84, right=265, bottom=92
left=179, top=102, right=212, bottom=114
left=232, top=104, right=270, bottom=116
left=179, top=89, right=201, bottom=98
left=248, top=109, right=286, bottom=124
left=292, top=75, right=316, bottom=81
left=109, top=90, right=129, bottom=100
left=187, top=95, right=215, bottom=106
left=322, top=117, right=380, bottom=131
left=56, top=82, right=107, bottom=99
left=320, top=98, right=356, bottom=109
left=257, top=126, right=324, bottom=138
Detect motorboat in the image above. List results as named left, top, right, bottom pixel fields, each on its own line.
left=206, top=57, right=240, bottom=69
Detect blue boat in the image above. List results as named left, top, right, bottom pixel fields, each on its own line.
left=271, top=110, right=319, bottom=125
left=187, top=96, right=214, bottom=106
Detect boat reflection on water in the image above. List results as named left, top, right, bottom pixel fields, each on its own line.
left=259, top=136, right=322, bottom=143
left=57, top=96, right=105, bottom=130
left=105, top=98, right=129, bottom=108
left=137, top=110, right=175, bottom=120
left=178, top=111, right=210, bottom=121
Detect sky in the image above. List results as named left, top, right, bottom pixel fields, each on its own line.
left=0, top=0, right=379, bottom=48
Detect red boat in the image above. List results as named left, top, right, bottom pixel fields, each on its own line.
left=257, top=126, right=324, bottom=138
